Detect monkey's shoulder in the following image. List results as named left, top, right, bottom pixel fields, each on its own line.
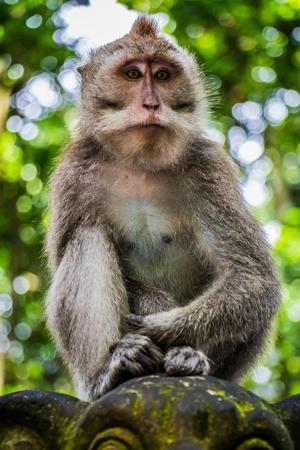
left=184, top=140, right=240, bottom=184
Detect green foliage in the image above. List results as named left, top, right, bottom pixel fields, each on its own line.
left=1, top=0, right=300, bottom=402
left=0, top=0, right=75, bottom=396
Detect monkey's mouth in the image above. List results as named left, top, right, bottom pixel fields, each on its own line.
left=130, top=121, right=165, bottom=129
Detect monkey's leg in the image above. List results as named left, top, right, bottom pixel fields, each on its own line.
left=164, top=346, right=210, bottom=376
left=96, top=333, right=163, bottom=397
left=207, top=328, right=268, bottom=382
left=163, top=329, right=265, bottom=380
left=125, top=277, right=178, bottom=315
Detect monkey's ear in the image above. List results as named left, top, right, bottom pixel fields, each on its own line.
left=77, top=65, right=89, bottom=76
left=129, top=15, right=159, bottom=38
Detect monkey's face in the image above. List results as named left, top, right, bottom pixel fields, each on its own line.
left=79, top=43, right=208, bottom=170
left=111, top=57, right=174, bottom=145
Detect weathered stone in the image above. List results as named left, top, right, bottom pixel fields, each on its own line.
left=0, top=375, right=298, bottom=449
left=0, top=390, right=88, bottom=449
left=274, top=394, right=300, bottom=450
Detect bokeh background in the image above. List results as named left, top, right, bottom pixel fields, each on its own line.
left=0, top=0, right=300, bottom=401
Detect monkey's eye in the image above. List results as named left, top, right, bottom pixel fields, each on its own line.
left=154, top=70, right=171, bottom=81
left=125, top=69, right=142, bottom=80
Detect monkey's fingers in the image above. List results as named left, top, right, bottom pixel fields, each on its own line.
left=125, top=314, right=174, bottom=347
left=164, top=346, right=210, bottom=377
left=125, top=314, right=144, bottom=328
left=99, top=356, right=144, bottom=396
left=117, top=334, right=163, bottom=366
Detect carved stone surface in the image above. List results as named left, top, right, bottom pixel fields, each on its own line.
left=0, top=375, right=299, bottom=449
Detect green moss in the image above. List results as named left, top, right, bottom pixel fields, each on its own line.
left=234, top=401, right=255, bottom=416
left=132, top=391, right=143, bottom=416
left=273, top=406, right=290, bottom=420
left=151, top=409, right=162, bottom=418
left=0, top=427, right=45, bottom=449
left=58, top=411, right=88, bottom=447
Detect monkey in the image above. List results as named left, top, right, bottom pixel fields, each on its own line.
left=46, top=16, right=281, bottom=402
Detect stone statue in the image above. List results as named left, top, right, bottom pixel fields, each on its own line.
left=0, top=375, right=298, bottom=449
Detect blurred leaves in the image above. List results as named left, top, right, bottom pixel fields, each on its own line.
left=0, top=0, right=74, bottom=396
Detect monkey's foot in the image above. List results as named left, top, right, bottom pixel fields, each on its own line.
left=164, top=346, right=210, bottom=376
left=99, top=334, right=164, bottom=397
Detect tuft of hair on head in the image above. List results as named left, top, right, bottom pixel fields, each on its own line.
left=129, top=15, right=160, bottom=38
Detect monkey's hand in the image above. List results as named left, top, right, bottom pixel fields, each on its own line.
left=164, top=346, right=210, bottom=376
left=125, top=313, right=210, bottom=377
left=98, top=333, right=163, bottom=397
left=125, top=309, right=186, bottom=349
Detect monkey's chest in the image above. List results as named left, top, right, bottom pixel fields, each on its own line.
left=109, top=196, right=200, bottom=300
left=114, top=197, right=178, bottom=257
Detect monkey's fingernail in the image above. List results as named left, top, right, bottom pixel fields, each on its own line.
left=125, top=314, right=135, bottom=320
left=166, top=366, right=176, bottom=376
left=109, top=342, right=118, bottom=353
left=125, top=314, right=143, bottom=325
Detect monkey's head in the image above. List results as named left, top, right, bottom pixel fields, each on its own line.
left=78, top=16, right=209, bottom=170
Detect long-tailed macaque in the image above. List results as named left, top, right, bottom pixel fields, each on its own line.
left=46, top=16, right=281, bottom=401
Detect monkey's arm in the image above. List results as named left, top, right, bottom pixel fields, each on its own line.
left=46, top=226, right=163, bottom=400
left=126, top=145, right=281, bottom=364
left=126, top=266, right=280, bottom=349
left=46, top=226, right=128, bottom=399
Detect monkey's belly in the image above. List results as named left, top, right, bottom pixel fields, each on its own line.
left=115, top=209, right=202, bottom=302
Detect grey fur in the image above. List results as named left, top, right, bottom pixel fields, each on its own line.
left=97, top=334, right=163, bottom=397
left=164, top=346, right=210, bottom=376
left=46, top=16, right=281, bottom=401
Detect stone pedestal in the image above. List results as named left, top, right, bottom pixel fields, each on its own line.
left=0, top=375, right=298, bottom=449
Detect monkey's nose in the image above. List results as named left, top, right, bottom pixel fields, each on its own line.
left=143, top=102, right=160, bottom=111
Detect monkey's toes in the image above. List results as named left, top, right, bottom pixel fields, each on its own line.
left=118, top=356, right=145, bottom=377
left=164, top=346, right=210, bottom=376
left=114, top=334, right=164, bottom=373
